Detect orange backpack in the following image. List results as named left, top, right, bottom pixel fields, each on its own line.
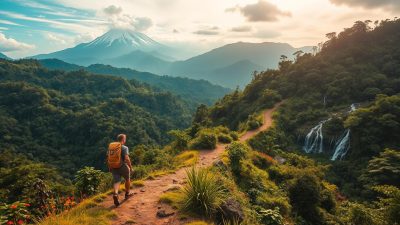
left=107, top=142, right=122, bottom=169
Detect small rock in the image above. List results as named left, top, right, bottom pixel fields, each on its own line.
left=172, top=179, right=178, bottom=184
left=140, top=189, right=145, bottom=192
left=213, top=159, right=227, bottom=170
left=158, top=206, right=161, bottom=209
left=156, top=209, right=175, bottom=218
left=219, top=198, right=244, bottom=223
left=163, top=185, right=180, bottom=192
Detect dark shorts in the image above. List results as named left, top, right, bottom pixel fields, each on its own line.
left=111, top=163, right=130, bottom=184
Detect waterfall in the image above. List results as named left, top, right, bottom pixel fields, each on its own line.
left=303, top=119, right=331, bottom=153
left=330, top=104, right=357, bottom=161
left=331, top=129, right=350, bottom=160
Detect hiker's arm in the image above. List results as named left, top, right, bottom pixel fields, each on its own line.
left=125, top=154, right=132, bottom=170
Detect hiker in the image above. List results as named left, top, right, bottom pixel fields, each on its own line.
left=107, top=134, right=134, bottom=206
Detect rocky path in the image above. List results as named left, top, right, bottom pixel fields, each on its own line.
left=102, top=103, right=281, bottom=225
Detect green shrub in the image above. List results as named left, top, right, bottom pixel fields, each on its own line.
left=257, top=207, right=283, bottom=225
left=373, top=185, right=400, bottom=225
left=348, top=203, right=376, bottom=225
left=230, top=132, right=239, bottom=141
left=246, top=114, right=262, bottom=130
left=168, top=130, right=191, bottom=152
left=320, top=189, right=337, bottom=213
left=74, top=167, right=104, bottom=197
left=227, top=142, right=250, bottom=174
left=288, top=174, right=322, bottom=224
left=131, top=165, right=149, bottom=179
left=218, top=133, right=233, bottom=144
left=190, top=131, right=217, bottom=150
left=256, top=194, right=291, bottom=216
left=252, top=152, right=276, bottom=169
left=180, top=167, right=225, bottom=217
left=98, top=173, right=114, bottom=193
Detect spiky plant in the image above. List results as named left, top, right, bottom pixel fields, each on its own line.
left=180, top=167, right=225, bottom=217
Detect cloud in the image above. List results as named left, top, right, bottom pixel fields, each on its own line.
left=131, top=17, right=153, bottom=32
left=103, top=5, right=123, bottom=16
left=193, top=26, right=219, bottom=35
left=0, top=10, right=99, bottom=34
left=329, top=0, right=400, bottom=11
left=0, top=33, right=35, bottom=52
left=231, top=25, right=252, bottom=32
left=45, top=33, right=67, bottom=45
left=0, top=19, right=22, bottom=26
left=228, top=0, right=291, bottom=22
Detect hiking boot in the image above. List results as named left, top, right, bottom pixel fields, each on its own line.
left=113, top=194, right=120, bottom=207
left=125, top=191, right=134, bottom=200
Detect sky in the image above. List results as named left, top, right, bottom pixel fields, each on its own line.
left=0, top=0, right=398, bottom=59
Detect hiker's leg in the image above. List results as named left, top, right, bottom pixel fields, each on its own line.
left=113, top=181, right=121, bottom=194
left=125, top=179, right=130, bottom=193
left=121, top=164, right=132, bottom=197
left=111, top=169, right=122, bottom=195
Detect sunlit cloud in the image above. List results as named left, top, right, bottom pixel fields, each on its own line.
left=0, top=32, right=35, bottom=52
left=227, top=0, right=292, bottom=22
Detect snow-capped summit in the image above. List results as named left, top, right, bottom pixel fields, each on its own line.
left=85, top=28, right=163, bottom=51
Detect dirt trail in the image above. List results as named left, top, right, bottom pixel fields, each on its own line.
left=102, top=103, right=281, bottom=225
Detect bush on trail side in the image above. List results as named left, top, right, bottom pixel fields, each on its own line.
left=190, top=131, right=217, bottom=150
left=180, top=167, right=226, bottom=217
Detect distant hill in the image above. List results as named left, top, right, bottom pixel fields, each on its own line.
left=0, top=52, right=11, bottom=60
left=167, top=42, right=313, bottom=87
left=31, top=28, right=312, bottom=88
left=39, top=59, right=231, bottom=105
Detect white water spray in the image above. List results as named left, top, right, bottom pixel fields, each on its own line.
left=331, top=129, right=350, bottom=160
left=330, top=104, right=357, bottom=160
left=303, top=119, right=331, bottom=153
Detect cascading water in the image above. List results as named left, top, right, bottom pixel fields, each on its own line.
left=303, top=119, right=331, bottom=153
left=331, top=129, right=350, bottom=160
left=330, top=104, right=357, bottom=161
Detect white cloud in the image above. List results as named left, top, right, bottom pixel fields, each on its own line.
left=103, top=5, right=123, bottom=16
left=231, top=25, right=252, bottom=32
left=0, top=33, right=35, bottom=52
left=0, top=19, right=22, bottom=26
left=0, top=10, right=101, bottom=34
left=45, top=33, right=67, bottom=45
left=330, top=0, right=400, bottom=11
left=228, top=1, right=292, bottom=22
left=132, top=17, right=153, bottom=32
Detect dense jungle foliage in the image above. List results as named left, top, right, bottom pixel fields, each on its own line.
left=0, top=59, right=193, bottom=177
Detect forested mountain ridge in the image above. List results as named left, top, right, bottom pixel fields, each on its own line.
left=206, top=19, right=400, bottom=200
left=0, top=59, right=192, bottom=176
left=38, top=58, right=231, bottom=105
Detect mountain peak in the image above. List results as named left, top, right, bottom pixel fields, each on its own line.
left=85, top=28, right=162, bottom=50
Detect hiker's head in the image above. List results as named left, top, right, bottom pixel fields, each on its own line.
left=117, top=134, right=126, bottom=144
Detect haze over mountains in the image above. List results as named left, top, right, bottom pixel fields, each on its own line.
left=32, top=28, right=313, bottom=88
left=0, top=53, right=11, bottom=60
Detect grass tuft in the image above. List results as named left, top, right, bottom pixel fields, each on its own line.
left=174, top=150, right=199, bottom=168
left=180, top=167, right=225, bottom=218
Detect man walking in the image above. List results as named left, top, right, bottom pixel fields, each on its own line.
left=107, top=134, right=133, bottom=206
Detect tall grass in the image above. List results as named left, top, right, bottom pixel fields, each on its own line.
left=36, top=196, right=115, bottom=225
left=180, top=167, right=225, bottom=218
